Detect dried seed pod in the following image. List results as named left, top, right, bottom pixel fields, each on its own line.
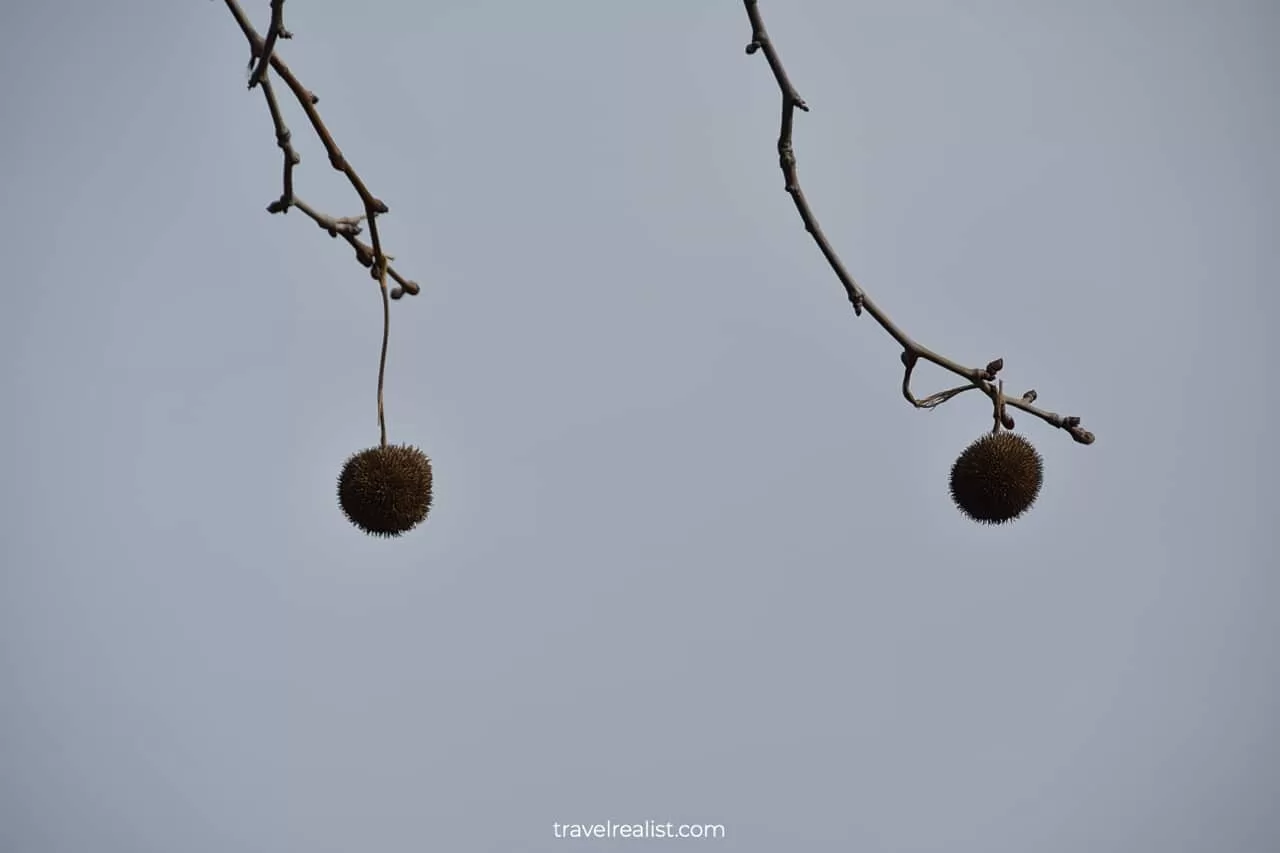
left=337, top=444, right=434, bottom=537
left=949, top=432, right=1043, bottom=525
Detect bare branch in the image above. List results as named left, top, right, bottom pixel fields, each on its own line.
left=221, top=0, right=421, bottom=299
left=742, top=1, right=1093, bottom=445
left=247, top=0, right=289, bottom=89
left=220, top=0, right=424, bottom=453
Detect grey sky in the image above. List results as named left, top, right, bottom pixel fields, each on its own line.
left=2, top=1, right=1276, bottom=851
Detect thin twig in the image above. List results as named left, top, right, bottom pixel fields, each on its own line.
left=742, top=1, right=1094, bottom=446
left=222, top=0, right=421, bottom=299
left=246, top=0, right=288, bottom=88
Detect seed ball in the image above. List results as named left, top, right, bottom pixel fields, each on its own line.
left=949, top=432, right=1043, bottom=525
left=337, top=444, right=433, bottom=537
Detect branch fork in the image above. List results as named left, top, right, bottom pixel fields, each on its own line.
left=222, top=0, right=420, bottom=300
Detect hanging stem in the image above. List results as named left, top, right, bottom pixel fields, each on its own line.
left=376, top=255, right=391, bottom=448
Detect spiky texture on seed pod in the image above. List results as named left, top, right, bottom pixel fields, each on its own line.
left=949, top=432, right=1043, bottom=525
left=337, top=444, right=433, bottom=537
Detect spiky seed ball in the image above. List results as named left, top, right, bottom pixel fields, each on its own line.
left=337, top=444, right=433, bottom=537
left=949, top=432, right=1043, bottom=525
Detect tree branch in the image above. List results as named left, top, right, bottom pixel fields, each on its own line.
left=742, top=0, right=1093, bottom=446
left=221, top=0, right=421, bottom=299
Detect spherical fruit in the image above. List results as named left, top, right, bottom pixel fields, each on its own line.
left=337, top=444, right=433, bottom=537
left=949, top=432, right=1043, bottom=525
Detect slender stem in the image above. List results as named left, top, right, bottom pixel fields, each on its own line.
left=991, top=381, right=1005, bottom=434
left=377, top=257, right=390, bottom=448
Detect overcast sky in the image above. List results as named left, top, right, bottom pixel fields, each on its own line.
left=2, top=1, right=1277, bottom=851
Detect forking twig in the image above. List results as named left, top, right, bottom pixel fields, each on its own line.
left=221, top=0, right=420, bottom=446
left=222, top=0, right=421, bottom=301
left=742, top=1, right=1094, bottom=446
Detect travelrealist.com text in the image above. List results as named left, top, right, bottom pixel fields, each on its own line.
left=553, top=821, right=726, bottom=840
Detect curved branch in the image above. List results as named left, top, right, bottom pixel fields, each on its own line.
left=743, top=1, right=1093, bottom=446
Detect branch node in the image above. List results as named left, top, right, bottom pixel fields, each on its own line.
left=332, top=216, right=364, bottom=236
